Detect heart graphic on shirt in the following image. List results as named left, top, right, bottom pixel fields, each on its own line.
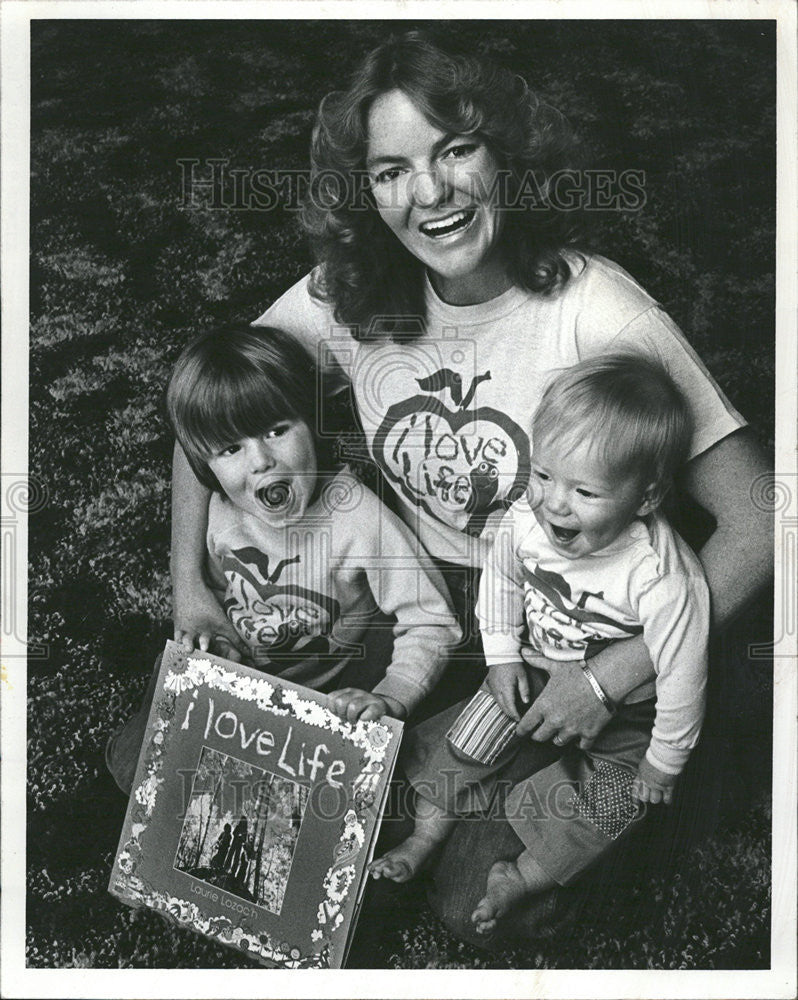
left=372, top=372, right=530, bottom=537
left=221, top=548, right=341, bottom=665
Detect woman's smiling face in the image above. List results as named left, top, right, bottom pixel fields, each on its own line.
left=366, top=89, right=510, bottom=305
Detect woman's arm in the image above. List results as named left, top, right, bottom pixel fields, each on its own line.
left=171, top=444, right=244, bottom=659
left=681, top=428, right=773, bottom=629
left=520, top=428, right=773, bottom=747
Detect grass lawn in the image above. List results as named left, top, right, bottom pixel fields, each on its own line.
left=27, top=18, right=774, bottom=970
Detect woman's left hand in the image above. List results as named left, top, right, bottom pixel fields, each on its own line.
left=515, top=654, right=614, bottom=748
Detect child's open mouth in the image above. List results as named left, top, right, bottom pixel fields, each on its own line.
left=419, top=209, right=476, bottom=239
left=257, top=480, right=292, bottom=512
left=550, top=523, right=580, bottom=544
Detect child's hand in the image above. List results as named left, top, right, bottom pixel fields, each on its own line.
left=173, top=583, right=244, bottom=662
left=487, top=661, right=530, bottom=721
left=631, top=757, right=677, bottom=805
left=328, top=688, right=406, bottom=723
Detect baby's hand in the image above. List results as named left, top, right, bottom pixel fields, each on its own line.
left=487, top=661, right=530, bottom=722
left=173, top=583, right=244, bottom=662
left=328, top=688, right=406, bottom=723
left=631, top=756, right=677, bottom=806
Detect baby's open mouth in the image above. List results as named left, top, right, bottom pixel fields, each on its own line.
left=419, top=209, right=476, bottom=238
left=550, top=524, right=580, bottom=543
left=257, top=480, right=292, bottom=511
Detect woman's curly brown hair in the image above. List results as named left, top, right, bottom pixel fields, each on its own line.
left=301, top=31, right=586, bottom=340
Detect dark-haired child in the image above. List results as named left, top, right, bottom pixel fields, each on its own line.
left=372, top=354, right=709, bottom=936
left=105, top=324, right=459, bottom=794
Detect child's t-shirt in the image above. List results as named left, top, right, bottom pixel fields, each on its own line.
left=205, top=468, right=460, bottom=715
left=477, top=499, right=709, bottom=775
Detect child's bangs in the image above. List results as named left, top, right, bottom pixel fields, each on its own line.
left=580, top=408, right=662, bottom=485
left=534, top=403, right=647, bottom=480
left=532, top=418, right=582, bottom=460
left=592, top=414, right=650, bottom=479
left=532, top=392, right=591, bottom=458
left=188, top=367, right=297, bottom=457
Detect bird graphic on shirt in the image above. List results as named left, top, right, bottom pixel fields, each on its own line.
left=227, top=547, right=300, bottom=584
left=460, top=370, right=492, bottom=409
left=416, top=369, right=463, bottom=405
left=415, top=369, right=492, bottom=410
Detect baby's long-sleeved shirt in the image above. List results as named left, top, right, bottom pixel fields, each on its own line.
left=206, top=469, right=461, bottom=715
left=477, top=499, right=709, bottom=775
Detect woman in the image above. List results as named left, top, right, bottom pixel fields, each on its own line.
left=171, top=33, right=772, bottom=945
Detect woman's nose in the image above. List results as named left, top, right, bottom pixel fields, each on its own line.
left=410, top=165, right=447, bottom=207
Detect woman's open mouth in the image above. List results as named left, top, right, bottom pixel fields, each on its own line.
left=419, top=209, right=476, bottom=239
left=550, top=523, right=580, bottom=544
left=256, top=480, right=293, bottom=512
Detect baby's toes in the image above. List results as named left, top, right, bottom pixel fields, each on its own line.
left=369, top=858, right=390, bottom=879
left=384, top=857, right=413, bottom=882
left=471, top=897, right=498, bottom=934
left=370, top=855, right=407, bottom=881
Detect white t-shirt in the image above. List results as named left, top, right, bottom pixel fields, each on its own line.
left=254, top=254, right=745, bottom=568
left=477, top=501, right=709, bottom=775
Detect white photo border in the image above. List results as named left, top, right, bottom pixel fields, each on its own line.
left=2, top=2, right=795, bottom=998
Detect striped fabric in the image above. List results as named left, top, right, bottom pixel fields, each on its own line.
left=446, top=689, right=519, bottom=765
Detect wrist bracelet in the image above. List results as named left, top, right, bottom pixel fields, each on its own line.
left=580, top=661, right=617, bottom=715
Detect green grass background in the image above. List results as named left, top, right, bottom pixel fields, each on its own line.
left=28, top=19, right=774, bottom=969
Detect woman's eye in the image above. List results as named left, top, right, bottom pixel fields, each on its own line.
left=442, top=143, right=478, bottom=162
left=372, top=165, right=404, bottom=185
left=576, top=488, right=598, bottom=499
left=219, top=443, right=241, bottom=457
left=532, top=468, right=549, bottom=481
left=266, top=423, right=290, bottom=439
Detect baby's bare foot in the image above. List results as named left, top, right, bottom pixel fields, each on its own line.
left=369, top=833, right=438, bottom=883
left=471, top=859, right=531, bottom=935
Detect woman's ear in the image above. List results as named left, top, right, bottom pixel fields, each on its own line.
left=636, top=482, right=664, bottom=517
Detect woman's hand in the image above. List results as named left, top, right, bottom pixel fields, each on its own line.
left=516, top=653, right=615, bottom=748
left=173, top=582, right=244, bottom=662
